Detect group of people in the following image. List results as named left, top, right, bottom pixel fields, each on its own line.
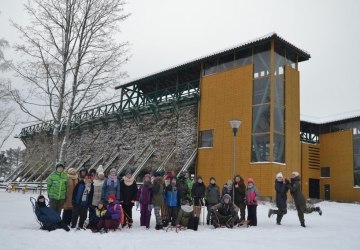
left=35, top=161, right=322, bottom=232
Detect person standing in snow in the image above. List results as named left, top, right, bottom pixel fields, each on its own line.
left=222, top=179, right=233, bottom=200
left=268, top=172, right=289, bottom=225
left=165, top=177, right=180, bottom=227
left=62, top=168, right=78, bottom=225
left=137, top=174, right=153, bottom=229
left=47, top=162, right=68, bottom=215
left=205, top=177, right=221, bottom=225
left=191, top=176, right=206, bottom=219
left=287, top=171, right=322, bottom=227
left=233, top=175, right=246, bottom=222
left=101, top=168, right=121, bottom=202
left=89, top=165, right=105, bottom=227
left=152, top=171, right=164, bottom=230
left=71, top=174, right=94, bottom=229
left=120, top=168, right=138, bottom=228
left=245, top=178, right=259, bottom=226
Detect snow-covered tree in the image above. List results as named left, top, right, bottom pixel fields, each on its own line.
left=9, top=0, right=130, bottom=163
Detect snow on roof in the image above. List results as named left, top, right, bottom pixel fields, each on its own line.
left=116, top=32, right=310, bottom=88
left=301, top=109, right=360, bottom=124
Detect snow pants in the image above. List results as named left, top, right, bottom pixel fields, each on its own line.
left=167, top=206, right=179, bottom=226
left=49, top=199, right=65, bottom=215
left=273, top=207, right=287, bottom=224
left=71, top=204, right=88, bottom=228
left=247, top=205, right=257, bottom=226
left=122, top=204, right=134, bottom=225
left=97, top=218, right=120, bottom=230
left=296, top=204, right=315, bottom=225
left=62, top=209, right=72, bottom=225
left=140, top=203, right=152, bottom=228
left=154, top=206, right=162, bottom=226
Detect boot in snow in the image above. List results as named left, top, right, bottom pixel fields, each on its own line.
left=268, top=209, right=274, bottom=218
left=315, top=207, right=322, bottom=216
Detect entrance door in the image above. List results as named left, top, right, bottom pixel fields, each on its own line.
left=324, top=184, right=331, bottom=200
left=309, top=178, right=320, bottom=199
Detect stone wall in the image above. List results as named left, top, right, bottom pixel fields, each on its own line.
left=19, top=105, right=198, bottom=181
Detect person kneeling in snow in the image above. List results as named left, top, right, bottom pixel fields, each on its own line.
left=35, top=195, right=70, bottom=232
left=96, top=194, right=121, bottom=232
left=210, top=194, right=239, bottom=228
left=175, top=200, right=199, bottom=231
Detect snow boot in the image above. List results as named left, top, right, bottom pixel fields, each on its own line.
left=301, top=222, right=306, bottom=228
left=315, top=207, right=322, bottom=216
left=268, top=209, right=274, bottom=218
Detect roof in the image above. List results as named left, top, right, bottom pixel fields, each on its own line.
left=115, top=32, right=311, bottom=89
left=301, top=109, right=360, bottom=124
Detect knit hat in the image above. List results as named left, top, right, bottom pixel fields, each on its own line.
left=143, top=174, right=151, bottom=180
left=223, top=194, right=231, bottom=200
left=67, top=168, right=76, bottom=175
left=97, top=165, right=104, bottom=173
left=247, top=178, right=254, bottom=184
left=109, top=168, right=117, bottom=175
left=125, top=168, right=132, bottom=175
left=276, top=172, right=283, bottom=179
left=153, top=171, right=162, bottom=177
left=108, top=194, right=116, bottom=201
left=55, top=161, right=64, bottom=169
left=37, top=195, right=46, bottom=207
left=165, top=171, right=173, bottom=180
left=291, top=171, right=300, bottom=177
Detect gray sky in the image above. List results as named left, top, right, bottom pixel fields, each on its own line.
left=1, top=0, right=360, bottom=150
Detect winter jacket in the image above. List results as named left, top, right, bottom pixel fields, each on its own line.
left=233, top=177, right=246, bottom=206
left=72, top=180, right=94, bottom=207
left=210, top=201, right=239, bottom=216
left=275, top=179, right=289, bottom=209
left=245, top=185, right=259, bottom=206
left=165, top=184, right=180, bottom=207
left=175, top=205, right=194, bottom=226
left=92, top=179, right=105, bottom=206
left=101, top=177, right=121, bottom=201
left=191, top=182, right=206, bottom=199
left=63, top=177, right=78, bottom=209
left=137, top=183, right=152, bottom=205
left=205, top=183, right=221, bottom=205
left=222, top=184, right=233, bottom=199
left=177, top=177, right=190, bottom=202
left=288, top=176, right=306, bottom=207
left=185, top=178, right=193, bottom=196
left=47, top=171, right=68, bottom=200
left=35, top=204, right=62, bottom=227
left=120, top=176, right=138, bottom=205
left=151, top=177, right=164, bottom=207
left=96, top=207, right=107, bottom=218
left=106, top=201, right=121, bottom=221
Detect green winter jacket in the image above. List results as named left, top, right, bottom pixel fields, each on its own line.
left=47, top=171, right=68, bottom=200
left=288, top=176, right=306, bottom=207
left=152, top=177, right=164, bottom=207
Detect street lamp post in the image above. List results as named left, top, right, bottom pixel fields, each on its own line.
left=229, top=120, right=241, bottom=200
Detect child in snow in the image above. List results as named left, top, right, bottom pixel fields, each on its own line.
left=137, top=174, right=153, bottom=229
left=222, top=179, right=233, bottom=199
left=165, top=177, right=180, bottom=227
left=176, top=200, right=198, bottom=231
left=209, top=194, right=239, bottom=228
left=152, top=171, right=164, bottom=230
left=101, top=168, right=120, bottom=202
left=120, top=168, right=138, bottom=228
left=62, top=168, right=78, bottom=226
left=97, top=194, right=121, bottom=232
left=287, top=172, right=322, bottom=227
left=205, top=177, right=220, bottom=225
left=268, top=172, right=289, bottom=225
left=71, top=173, right=94, bottom=229
left=88, top=200, right=107, bottom=232
left=191, top=176, right=205, bottom=218
left=47, top=162, right=68, bottom=215
left=245, top=178, right=259, bottom=226
left=233, top=175, right=246, bottom=222
left=35, top=195, right=70, bottom=232
left=89, top=166, right=105, bottom=228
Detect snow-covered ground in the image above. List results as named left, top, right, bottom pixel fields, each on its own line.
left=0, top=191, right=358, bottom=250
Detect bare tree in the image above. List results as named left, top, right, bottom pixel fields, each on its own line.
left=9, top=0, right=129, bottom=163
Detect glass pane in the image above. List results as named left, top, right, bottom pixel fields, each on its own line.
left=252, top=104, right=270, bottom=133
left=218, top=53, right=234, bottom=72
left=353, top=137, right=360, bottom=155
left=235, top=48, right=252, bottom=67
left=199, top=130, right=213, bottom=147
left=275, top=44, right=286, bottom=76
left=253, top=77, right=270, bottom=105
left=274, top=133, right=285, bottom=163
left=275, top=77, right=285, bottom=106
left=203, top=60, right=217, bottom=76
left=254, top=43, right=270, bottom=78
left=274, top=106, right=285, bottom=134
left=251, top=134, right=270, bottom=162
left=286, top=49, right=297, bottom=69
left=354, top=155, right=360, bottom=186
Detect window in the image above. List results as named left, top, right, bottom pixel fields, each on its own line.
left=218, top=54, right=234, bottom=72
left=199, top=130, right=214, bottom=148
left=321, top=167, right=330, bottom=178
left=235, top=48, right=252, bottom=67
left=353, top=135, right=360, bottom=186
left=253, top=78, right=270, bottom=105
left=252, top=134, right=270, bottom=162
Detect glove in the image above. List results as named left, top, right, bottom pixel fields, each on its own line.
left=136, top=201, right=140, bottom=209
left=148, top=204, right=154, bottom=212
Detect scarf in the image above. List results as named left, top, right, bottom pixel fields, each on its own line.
left=122, top=175, right=135, bottom=186
left=82, top=182, right=92, bottom=202
left=107, top=175, right=118, bottom=187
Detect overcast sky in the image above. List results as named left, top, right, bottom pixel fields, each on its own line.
left=1, top=0, right=360, bottom=150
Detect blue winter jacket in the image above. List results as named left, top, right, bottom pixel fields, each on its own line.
left=35, top=205, right=62, bottom=227
left=165, top=185, right=180, bottom=207
left=101, top=177, right=121, bottom=201
left=72, top=181, right=94, bottom=207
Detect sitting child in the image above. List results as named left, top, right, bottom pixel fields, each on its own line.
left=210, top=194, right=239, bottom=228
left=175, top=200, right=198, bottom=231
left=35, top=195, right=70, bottom=232
left=96, top=194, right=121, bottom=232
left=88, top=200, right=107, bottom=231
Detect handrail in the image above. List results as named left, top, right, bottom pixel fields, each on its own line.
left=157, top=146, right=176, bottom=172
left=133, top=147, right=156, bottom=179
left=5, top=161, right=30, bottom=182
left=12, top=160, right=41, bottom=182
left=176, top=149, right=197, bottom=177
left=34, top=163, right=53, bottom=182
left=25, top=161, right=50, bottom=182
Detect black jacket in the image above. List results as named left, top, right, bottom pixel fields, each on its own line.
left=275, top=180, right=288, bottom=209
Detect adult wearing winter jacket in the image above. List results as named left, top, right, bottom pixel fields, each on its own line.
left=47, top=162, right=68, bottom=215
left=165, top=177, right=180, bottom=226
left=268, top=172, right=289, bottom=225
left=62, top=168, right=78, bottom=225
left=71, top=174, right=94, bottom=229
left=210, top=194, right=239, bottom=228
left=233, top=175, right=246, bottom=222
left=137, top=174, right=153, bottom=229
left=205, top=177, right=220, bottom=225
left=97, top=194, right=121, bottom=232
left=191, top=176, right=206, bottom=218
left=245, top=178, right=259, bottom=226
left=287, top=172, right=322, bottom=227
left=177, top=174, right=190, bottom=204
left=101, top=168, right=120, bottom=202
left=152, top=171, right=164, bottom=230
left=35, top=195, right=70, bottom=232
left=120, top=169, right=138, bottom=228
left=89, top=166, right=105, bottom=227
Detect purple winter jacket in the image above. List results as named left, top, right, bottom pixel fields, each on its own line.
left=106, top=200, right=121, bottom=221
left=137, top=183, right=152, bottom=205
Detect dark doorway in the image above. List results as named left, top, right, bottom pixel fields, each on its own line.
left=309, top=178, right=320, bottom=199
left=324, top=184, right=331, bottom=200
